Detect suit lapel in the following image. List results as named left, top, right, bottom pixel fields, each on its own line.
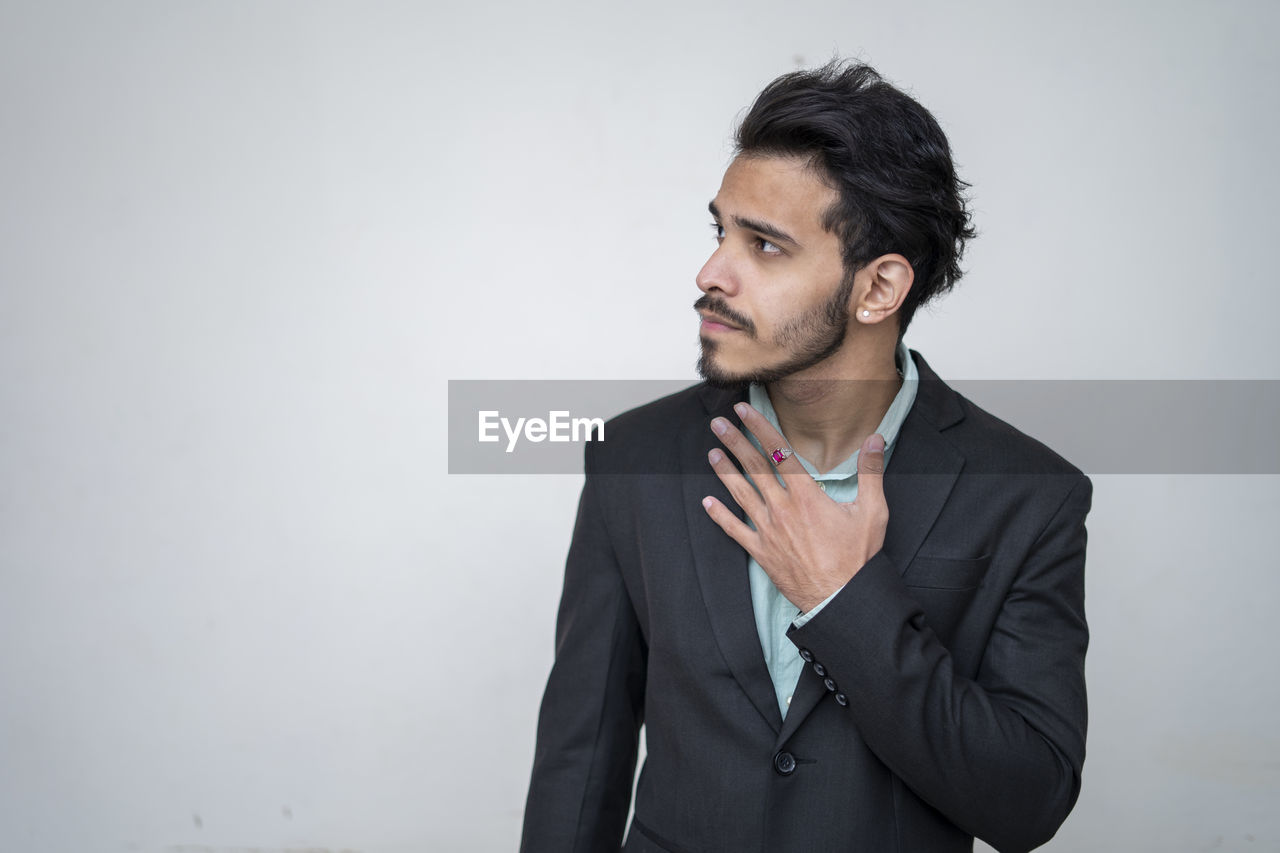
left=682, top=384, right=785, bottom=734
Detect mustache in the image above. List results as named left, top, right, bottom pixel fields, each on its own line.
left=693, top=295, right=755, bottom=336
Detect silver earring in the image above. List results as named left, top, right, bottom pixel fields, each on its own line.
left=861, top=310, right=870, bottom=318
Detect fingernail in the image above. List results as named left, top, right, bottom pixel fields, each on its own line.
left=702, top=497, right=714, bottom=509
left=734, top=403, right=748, bottom=417
left=708, top=449, right=723, bottom=464
left=868, top=433, right=885, bottom=452
left=711, top=418, right=728, bottom=435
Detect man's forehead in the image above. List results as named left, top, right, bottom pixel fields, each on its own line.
left=711, top=154, right=837, bottom=237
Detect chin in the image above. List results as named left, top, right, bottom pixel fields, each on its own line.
left=696, top=344, right=748, bottom=390
left=697, top=346, right=787, bottom=390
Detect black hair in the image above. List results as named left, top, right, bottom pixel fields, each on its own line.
left=735, top=60, right=976, bottom=336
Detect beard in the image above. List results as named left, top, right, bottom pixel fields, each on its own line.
left=696, top=272, right=856, bottom=389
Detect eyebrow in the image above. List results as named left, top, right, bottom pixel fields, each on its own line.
left=708, top=200, right=803, bottom=249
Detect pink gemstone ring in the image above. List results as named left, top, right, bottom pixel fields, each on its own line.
left=770, top=447, right=793, bottom=465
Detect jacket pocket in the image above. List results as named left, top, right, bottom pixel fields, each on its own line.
left=901, top=555, right=991, bottom=651
left=903, top=553, right=990, bottom=590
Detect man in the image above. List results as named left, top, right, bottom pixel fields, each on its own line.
left=520, top=61, right=1090, bottom=853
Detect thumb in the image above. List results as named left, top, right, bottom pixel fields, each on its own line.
left=856, top=433, right=886, bottom=502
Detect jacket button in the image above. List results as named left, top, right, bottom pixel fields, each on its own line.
left=835, top=692, right=849, bottom=706
left=798, top=648, right=814, bottom=663
left=824, top=677, right=838, bottom=693
left=774, top=751, right=797, bottom=776
left=813, top=662, right=826, bottom=677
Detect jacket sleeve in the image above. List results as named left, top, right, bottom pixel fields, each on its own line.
left=520, top=457, right=647, bottom=853
left=787, top=473, right=1091, bottom=853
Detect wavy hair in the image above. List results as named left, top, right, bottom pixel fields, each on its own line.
left=735, top=61, right=976, bottom=336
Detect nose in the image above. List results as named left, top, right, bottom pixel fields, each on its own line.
left=696, top=246, right=739, bottom=296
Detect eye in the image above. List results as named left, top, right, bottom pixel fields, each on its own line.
left=757, top=238, right=781, bottom=255
left=710, top=222, right=724, bottom=242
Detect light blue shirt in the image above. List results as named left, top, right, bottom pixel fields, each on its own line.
left=745, top=342, right=919, bottom=718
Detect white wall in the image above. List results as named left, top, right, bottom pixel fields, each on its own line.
left=1, top=1, right=1276, bottom=851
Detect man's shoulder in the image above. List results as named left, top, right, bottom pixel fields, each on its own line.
left=911, top=352, right=1085, bottom=479
left=950, top=393, right=1084, bottom=478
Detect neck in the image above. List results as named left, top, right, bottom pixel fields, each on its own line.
left=764, top=334, right=902, bottom=474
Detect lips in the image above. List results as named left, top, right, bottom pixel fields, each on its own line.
left=693, top=295, right=753, bottom=335
left=699, top=312, right=743, bottom=332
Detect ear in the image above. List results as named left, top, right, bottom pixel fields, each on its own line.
left=854, top=254, right=914, bottom=327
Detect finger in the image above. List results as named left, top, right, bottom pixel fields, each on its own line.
left=729, top=402, right=814, bottom=487
left=855, top=432, right=886, bottom=504
left=701, top=495, right=761, bottom=553
left=711, top=415, right=781, bottom=493
left=707, top=448, right=765, bottom=520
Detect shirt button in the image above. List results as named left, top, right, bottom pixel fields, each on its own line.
left=786, top=695, right=792, bottom=706
left=817, top=481, right=827, bottom=492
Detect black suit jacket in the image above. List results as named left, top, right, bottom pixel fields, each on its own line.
left=521, top=352, right=1091, bottom=853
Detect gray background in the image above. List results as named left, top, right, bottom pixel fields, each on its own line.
left=2, top=1, right=1277, bottom=851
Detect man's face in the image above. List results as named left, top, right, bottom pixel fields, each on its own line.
left=695, top=154, right=853, bottom=387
